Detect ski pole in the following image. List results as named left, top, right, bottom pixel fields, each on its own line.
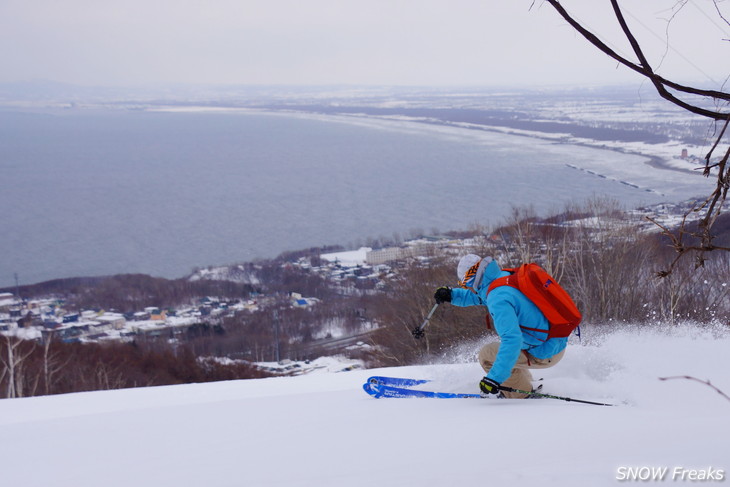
left=412, top=303, right=439, bottom=339
left=499, top=386, right=616, bottom=406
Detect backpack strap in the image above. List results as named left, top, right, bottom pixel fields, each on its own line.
left=486, top=267, right=518, bottom=294
left=519, top=325, right=549, bottom=342
left=522, top=350, right=532, bottom=366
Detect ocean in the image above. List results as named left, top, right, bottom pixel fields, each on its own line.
left=0, top=108, right=707, bottom=287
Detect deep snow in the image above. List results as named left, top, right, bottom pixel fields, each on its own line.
left=0, top=324, right=728, bottom=487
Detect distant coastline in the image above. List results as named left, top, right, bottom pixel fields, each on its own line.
left=254, top=105, right=704, bottom=176
left=151, top=102, right=704, bottom=177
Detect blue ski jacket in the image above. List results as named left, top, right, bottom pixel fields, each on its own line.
left=450, top=259, right=568, bottom=384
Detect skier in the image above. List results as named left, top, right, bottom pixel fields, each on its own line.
left=433, top=254, right=568, bottom=399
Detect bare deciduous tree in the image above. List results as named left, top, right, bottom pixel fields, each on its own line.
left=41, top=331, right=69, bottom=396
left=541, top=0, right=730, bottom=274
left=0, top=336, right=36, bottom=398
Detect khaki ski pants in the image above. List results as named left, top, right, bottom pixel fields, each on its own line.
left=478, top=342, right=565, bottom=399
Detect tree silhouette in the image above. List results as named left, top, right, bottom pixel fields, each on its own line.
left=542, top=0, right=730, bottom=274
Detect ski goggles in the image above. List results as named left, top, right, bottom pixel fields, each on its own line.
left=459, top=260, right=481, bottom=289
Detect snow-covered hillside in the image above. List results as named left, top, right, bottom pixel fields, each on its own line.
left=0, top=324, right=728, bottom=487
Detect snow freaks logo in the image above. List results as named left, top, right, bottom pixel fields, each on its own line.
left=616, top=466, right=725, bottom=482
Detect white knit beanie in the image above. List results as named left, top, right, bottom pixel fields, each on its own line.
left=457, top=254, right=482, bottom=282
left=457, top=254, right=494, bottom=289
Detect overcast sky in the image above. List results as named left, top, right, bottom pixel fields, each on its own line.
left=1, top=0, right=728, bottom=88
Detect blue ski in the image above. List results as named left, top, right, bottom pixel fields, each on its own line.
left=365, top=376, right=431, bottom=388
left=362, top=376, right=547, bottom=400
left=363, top=381, right=483, bottom=399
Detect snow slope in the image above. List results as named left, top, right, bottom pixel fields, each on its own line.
left=0, top=324, right=728, bottom=487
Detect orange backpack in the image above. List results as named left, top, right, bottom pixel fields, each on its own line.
left=487, top=263, right=582, bottom=339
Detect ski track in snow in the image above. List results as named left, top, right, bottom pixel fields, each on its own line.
left=0, top=324, right=728, bottom=487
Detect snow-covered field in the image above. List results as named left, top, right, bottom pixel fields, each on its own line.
left=0, top=324, right=728, bottom=487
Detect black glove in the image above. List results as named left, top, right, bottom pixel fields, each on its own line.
left=434, top=286, right=452, bottom=304
left=479, top=377, right=502, bottom=396
left=411, top=327, right=425, bottom=339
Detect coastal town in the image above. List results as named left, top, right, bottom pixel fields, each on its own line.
left=0, top=238, right=449, bottom=346
left=0, top=292, right=256, bottom=344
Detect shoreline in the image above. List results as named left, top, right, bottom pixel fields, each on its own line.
left=148, top=102, right=704, bottom=178
left=268, top=106, right=704, bottom=176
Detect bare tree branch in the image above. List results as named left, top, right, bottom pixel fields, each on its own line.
left=542, top=0, right=730, bottom=275
left=712, top=0, right=730, bottom=27
left=659, top=375, right=730, bottom=403
left=544, top=0, right=730, bottom=118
